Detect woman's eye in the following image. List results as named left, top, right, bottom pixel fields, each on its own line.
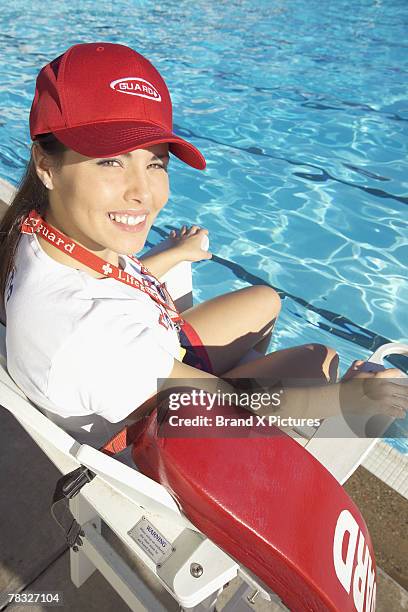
left=97, top=159, right=121, bottom=167
left=149, top=162, right=167, bottom=171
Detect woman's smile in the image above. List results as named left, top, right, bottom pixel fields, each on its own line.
left=107, top=209, right=149, bottom=233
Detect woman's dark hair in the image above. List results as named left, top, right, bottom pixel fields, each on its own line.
left=0, top=133, right=68, bottom=316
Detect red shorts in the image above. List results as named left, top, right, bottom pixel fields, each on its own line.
left=178, top=319, right=214, bottom=375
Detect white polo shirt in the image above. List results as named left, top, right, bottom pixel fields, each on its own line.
left=5, top=233, right=181, bottom=449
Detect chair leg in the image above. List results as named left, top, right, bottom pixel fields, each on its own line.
left=180, top=588, right=221, bottom=611
left=69, top=493, right=101, bottom=588
left=214, top=582, right=287, bottom=611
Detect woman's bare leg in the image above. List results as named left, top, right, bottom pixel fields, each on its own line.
left=223, top=342, right=339, bottom=383
left=182, top=285, right=281, bottom=375
left=182, top=284, right=338, bottom=382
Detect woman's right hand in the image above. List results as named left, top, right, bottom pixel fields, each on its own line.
left=168, top=225, right=212, bottom=263
left=339, top=365, right=407, bottom=419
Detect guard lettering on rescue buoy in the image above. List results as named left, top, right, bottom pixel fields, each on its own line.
left=333, top=509, right=376, bottom=612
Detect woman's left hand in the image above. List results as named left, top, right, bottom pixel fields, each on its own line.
left=169, top=225, right=212, bottom=263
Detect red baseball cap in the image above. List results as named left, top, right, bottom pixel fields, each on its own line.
left=29, top=42, right=206, bottom=170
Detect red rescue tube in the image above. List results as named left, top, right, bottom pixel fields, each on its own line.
left=131, top=402, right=377, bottom=612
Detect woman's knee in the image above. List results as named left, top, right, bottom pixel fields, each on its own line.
left=304, top=343, right=339, bottom=381
left=304, top=343, right=338, bottom=363
left=249, top=285, right=281, bottom=317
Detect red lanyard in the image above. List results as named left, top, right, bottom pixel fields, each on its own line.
left=20, top=209, right=184, bottom=329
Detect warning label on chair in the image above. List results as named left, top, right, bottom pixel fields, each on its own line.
left=128, top=516, right=174, bottom=565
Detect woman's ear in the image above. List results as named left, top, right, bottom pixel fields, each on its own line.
left=31, top=143, right=54, bottom=190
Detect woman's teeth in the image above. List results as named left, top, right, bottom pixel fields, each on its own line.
left=108, top=213, right=147, bottom=226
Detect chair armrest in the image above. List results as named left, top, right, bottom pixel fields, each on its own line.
left=74, top=444, right=194, bottom=527
left=0, top=177, right=15, bottom=199
left=0, top=198, right=8, bottom=221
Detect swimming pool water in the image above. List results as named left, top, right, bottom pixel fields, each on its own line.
left=0, top=0, right=407, bottom=451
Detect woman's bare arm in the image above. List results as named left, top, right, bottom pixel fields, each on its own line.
left=139, top=226, right=211, bottom=278
left=139, top=246, right=182, bottom=278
